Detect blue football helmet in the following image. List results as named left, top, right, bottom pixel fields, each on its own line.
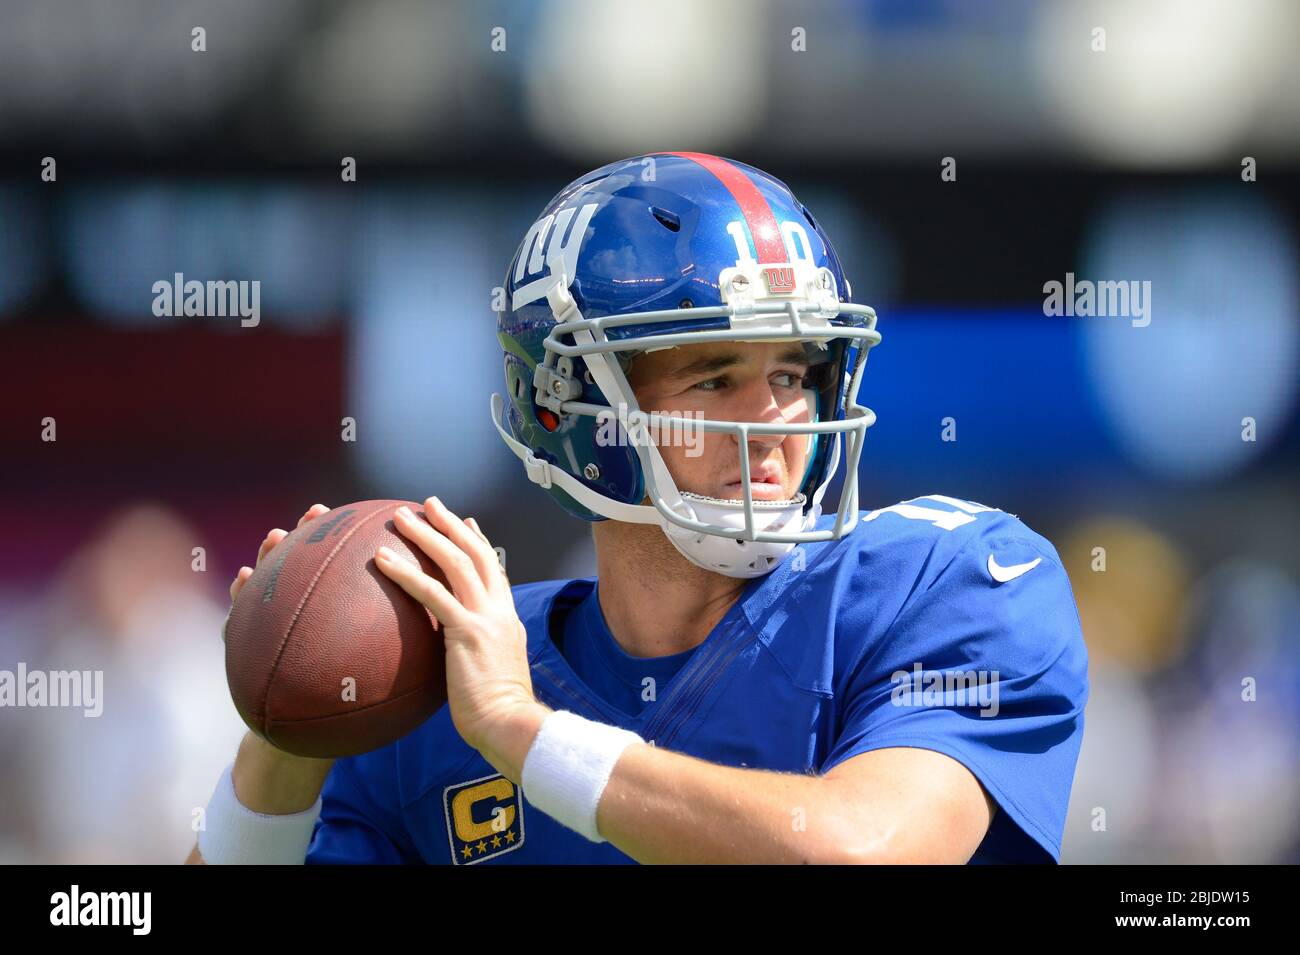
left=491, top=152, right=881, bottom=577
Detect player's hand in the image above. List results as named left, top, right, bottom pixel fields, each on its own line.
left=230, top=503, right=330, bottom=603
left=225, top=503, right=338, bottom=779
left=375, top=497, right=542, bottom=769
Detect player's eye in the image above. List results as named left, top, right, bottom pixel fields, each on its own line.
left=773, top=370, right=809, bottom=389
left=692, top=376, right=726, bottom=392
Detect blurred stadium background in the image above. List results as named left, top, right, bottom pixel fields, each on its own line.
left=1, top=0, right=1298, bottom=864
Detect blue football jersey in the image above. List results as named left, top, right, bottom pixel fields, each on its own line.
left=306, top=495, right=1089, bottom=865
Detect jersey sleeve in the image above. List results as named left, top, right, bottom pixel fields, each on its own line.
left=821, top=528, right=1089, bottom=862
left=305, top=746, right=422, bottom=865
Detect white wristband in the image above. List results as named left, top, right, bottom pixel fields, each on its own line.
left=197, top=762, right=323, bottom=865
left=520, top=710, right=643, bottom=843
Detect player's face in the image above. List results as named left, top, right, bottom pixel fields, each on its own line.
left=625, top=341, right=815, bottom=503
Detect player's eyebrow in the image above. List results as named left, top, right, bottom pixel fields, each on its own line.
left=666, top=344, right=810, bottom=380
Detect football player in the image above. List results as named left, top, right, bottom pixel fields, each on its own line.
left=191, top=152, right=1087, bottom=865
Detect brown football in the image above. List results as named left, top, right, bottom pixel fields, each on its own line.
left=223, top=500, right=448, bottom=759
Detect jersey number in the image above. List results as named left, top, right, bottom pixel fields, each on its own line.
left=864, top=495, right=995, bottom=531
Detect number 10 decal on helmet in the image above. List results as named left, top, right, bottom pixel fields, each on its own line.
left=491, top=152, right=882, bottom=578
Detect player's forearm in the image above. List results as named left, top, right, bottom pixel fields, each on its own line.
left=596, top=743, right=870, bottom=864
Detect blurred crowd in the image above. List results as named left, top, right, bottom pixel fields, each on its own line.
left=0, top=506, right=245, bottom=863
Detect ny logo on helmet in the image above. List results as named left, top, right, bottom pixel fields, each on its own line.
left=762, top=266, right=796, bottom=295
left=512, top=202, right=599, bottom=310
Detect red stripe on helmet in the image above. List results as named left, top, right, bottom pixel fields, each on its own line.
left=667, top=151, right=786, bottom=264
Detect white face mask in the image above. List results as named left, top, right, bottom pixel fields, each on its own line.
left=656, top=414, right=844, bottom=577
left=641, top=375, right=829, bottom=577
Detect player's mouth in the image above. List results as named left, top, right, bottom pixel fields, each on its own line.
left=720, top=467, right=788, bottom=501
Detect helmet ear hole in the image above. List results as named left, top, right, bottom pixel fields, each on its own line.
left=505, top=355, right=527, bottom=400
left=799, top=202, right=819, bottom=232
left=650, top=206, right=680, bottom=232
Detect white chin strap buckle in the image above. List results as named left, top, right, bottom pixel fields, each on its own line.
left=524, top=452, right=554, bottom=489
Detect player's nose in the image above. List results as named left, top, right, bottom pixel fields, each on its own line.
left=733, top=373, right=784, bottom=416
left=729, top=382, right=794, bottom=450
left=743, top=430, right=785, bottom=452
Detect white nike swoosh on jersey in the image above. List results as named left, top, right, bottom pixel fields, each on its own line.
left=987, top=554, right=1042, bottom=583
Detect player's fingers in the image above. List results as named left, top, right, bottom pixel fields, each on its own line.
left=392, top=506, right=488, bottom=606
left=465, top=517, right=510, bottom=591
left=374, top=545, right=470, bottom=632
left=230, top=565, right=253, bottom=602
left=464, top=517, right=490, bottom=546
left=421, top=498, right=503, bottom=594
left=256, top=528, right=288, bottom=567
left=296, top=504, right=329, bottom=529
